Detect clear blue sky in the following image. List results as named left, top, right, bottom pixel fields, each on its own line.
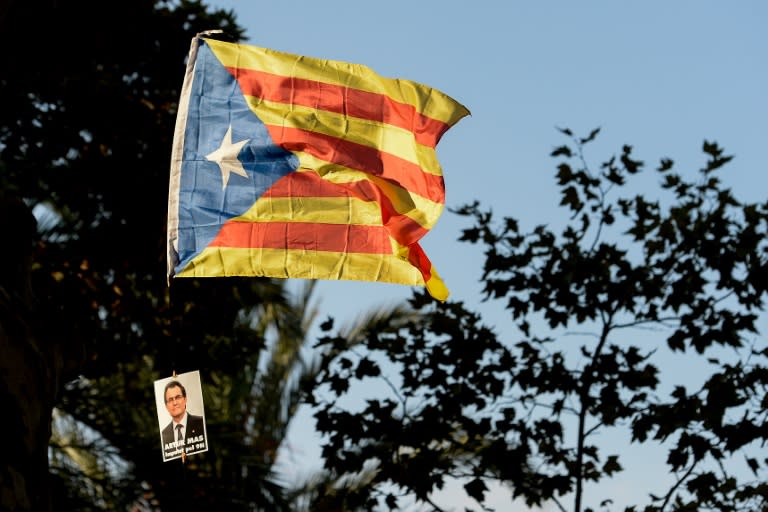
left=202, top=2, right=767, bottom=510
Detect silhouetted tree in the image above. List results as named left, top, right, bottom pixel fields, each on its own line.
left=311, top=129, right=768, bottom=511
left=1, top=6, right=421, bottom=510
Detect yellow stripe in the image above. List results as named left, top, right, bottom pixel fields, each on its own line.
left=246, top=96, right=443, bottom=176
left=204, top=38, right=470, bottom=127
left=236, top=194, right=385, bottom=226
left=292, top=159, right=444, bottom=230
left=177, top=246, right=426, bottom=285
left=424, top=264, right=449, bottom=302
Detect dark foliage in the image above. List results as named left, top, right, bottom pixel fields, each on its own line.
left=0, top=1, right=305, bottom=510
left=311, top=130, right=768, bottom=511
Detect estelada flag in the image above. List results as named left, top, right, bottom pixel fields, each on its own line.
left=167, top=33, right=469, bottom=301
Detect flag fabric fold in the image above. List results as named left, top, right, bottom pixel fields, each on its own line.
left=167, top=34, right=469, bottom=301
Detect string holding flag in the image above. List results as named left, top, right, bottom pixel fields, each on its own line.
left=167, top=32, right=469, bottom=301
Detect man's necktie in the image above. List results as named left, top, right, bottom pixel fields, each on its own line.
left=176, top=424, right=183, bottom=442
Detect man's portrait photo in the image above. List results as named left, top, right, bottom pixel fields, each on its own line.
left=154, top=370, right=208, bottom=461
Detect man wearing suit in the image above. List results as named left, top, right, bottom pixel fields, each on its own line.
left=161, top=380, right=207, bottom=460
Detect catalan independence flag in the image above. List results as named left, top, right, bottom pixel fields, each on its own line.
left=167, top=34, right=469, bottom=301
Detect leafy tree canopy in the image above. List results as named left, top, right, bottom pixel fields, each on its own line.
left=311, top=129, right=768, bottom=511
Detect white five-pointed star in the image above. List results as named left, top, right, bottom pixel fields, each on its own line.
left=205, top=125, right=250, bottom=189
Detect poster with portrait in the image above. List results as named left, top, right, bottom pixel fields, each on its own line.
left=154, top=370, right=209, bottom=462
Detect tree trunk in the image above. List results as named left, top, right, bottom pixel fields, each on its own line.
left=0, top=194, right=80, bottom=511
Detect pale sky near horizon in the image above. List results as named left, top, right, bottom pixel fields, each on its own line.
left=199, top=2, right=767, bottom=510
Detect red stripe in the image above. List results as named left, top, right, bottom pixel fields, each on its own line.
left=210, top=220, right=393, bottom=254
left=265, top=126, right=445, bottom=204
left=406, top=243, right=434, bottom=283
left=264, top=171, right=356, bottom=198
left=265, top=172, right=431, bottom=247
left=228, top=67, right=451, bottom=148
